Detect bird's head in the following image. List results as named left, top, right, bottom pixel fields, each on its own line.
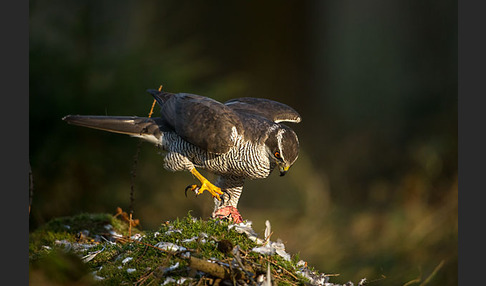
left=265, top=124, right=299, bottom=176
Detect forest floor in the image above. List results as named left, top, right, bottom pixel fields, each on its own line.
left=29, top=210, right=366, bottom=286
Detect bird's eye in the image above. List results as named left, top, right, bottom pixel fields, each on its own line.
left=274, top=151, right=281, bottom=159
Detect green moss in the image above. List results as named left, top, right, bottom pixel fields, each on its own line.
left=29, top=212, right=330, bottom=285
left=33, top=212, right=136, bottom=235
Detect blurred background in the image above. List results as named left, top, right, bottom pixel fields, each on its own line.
left=29, top=0, right=457, bottom=284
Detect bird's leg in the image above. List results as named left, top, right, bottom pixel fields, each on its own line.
left=185, top=168, right=224, bottom=201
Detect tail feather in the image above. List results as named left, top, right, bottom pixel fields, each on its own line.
left=62, top=115, right=162, bottom=144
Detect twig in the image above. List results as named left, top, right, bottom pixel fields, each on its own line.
left=326, top=273, right=341, bottom=277
left=233, top=247, right=256, bottom=284
left=129, top=140, right=142, bottom=238
left=263, top=231, right=273, bottom=245
left=189, top=257, right=232, bottom=279
left=128, top=85, right=161, bottom=236
left=403, top=277, right=421, bottom=286
left=147, top=84, right=161, bottom=118
left=273, top=271, right=298, bottom=286
left=134, top=268, right=155, bottom=286
left=419, top=260, right=445, bottom=286
left=29, top=163, right=33, bottom=215
left=134, top=245, right=150, bottom=264
left=260, top=255, right=299, bottom=281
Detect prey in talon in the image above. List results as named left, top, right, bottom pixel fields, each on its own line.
left=63, top=88, right=301, bottom=223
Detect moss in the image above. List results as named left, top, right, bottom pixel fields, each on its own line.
left=29, top=212, right=342, bottom=285
left=33, top=212, right=136, bottom=235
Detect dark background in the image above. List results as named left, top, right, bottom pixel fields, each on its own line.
left=29, top=0, right=457, bottom=284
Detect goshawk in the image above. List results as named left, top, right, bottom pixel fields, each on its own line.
left=63, top=89, right=301, bottom=223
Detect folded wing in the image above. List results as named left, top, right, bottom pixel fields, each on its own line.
left=224, top=97, right=301, bottom=124
left=149, top=90, right=243, bottom=154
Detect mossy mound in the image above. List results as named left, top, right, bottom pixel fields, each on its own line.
left=29, top=213, right=361, bottom=285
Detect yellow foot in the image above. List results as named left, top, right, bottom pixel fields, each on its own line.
left=185, top=168, right=223, bottom=200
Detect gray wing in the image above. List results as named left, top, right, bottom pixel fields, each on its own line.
left=224, top=97, right=301, bottom=123
left=153, top=92, right=243, bottom=154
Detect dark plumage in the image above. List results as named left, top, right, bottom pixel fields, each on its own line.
left=63, top=89, right=301, bottom=223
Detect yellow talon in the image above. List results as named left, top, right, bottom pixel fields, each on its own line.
left=187, top=168, right=223, bottom=200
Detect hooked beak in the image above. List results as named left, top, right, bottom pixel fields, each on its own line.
left=279, top=165, right=290, bottom=176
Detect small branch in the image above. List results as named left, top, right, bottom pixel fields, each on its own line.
left=419, top=260, right=445, bottom=286
left=261, top=255, right=299, bottom=281
left=129, top=139, right=143, bottom=238
left=189, top=257, right=232, bottom=279
left=29, top=163, right=34, bottom=215
left=128, top=89, right=160, bottom=235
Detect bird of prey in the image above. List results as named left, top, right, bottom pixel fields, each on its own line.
left=63, top=89, right=301, bottom=223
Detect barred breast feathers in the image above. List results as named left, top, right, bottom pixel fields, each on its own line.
left=160, top=129, right=272, bottom=179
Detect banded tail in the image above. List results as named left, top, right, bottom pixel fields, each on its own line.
left=62, top=115, right=163, bottom=145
